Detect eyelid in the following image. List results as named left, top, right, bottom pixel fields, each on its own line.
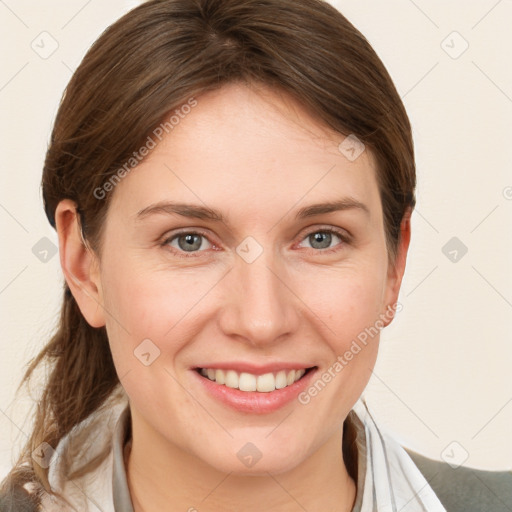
left=298, top=224, right=352, bottom=240
left=160, top=228, right=217, bottom=257
left=294, top=225, right=352, bottom=250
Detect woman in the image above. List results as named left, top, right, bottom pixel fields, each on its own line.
left=0, top=0, right=451, bottom=510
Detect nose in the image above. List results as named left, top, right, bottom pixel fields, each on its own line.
left=217, top=246, right=300, bottom=347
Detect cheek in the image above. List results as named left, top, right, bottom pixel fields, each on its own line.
left=100, top=267, right=197, bottom=407
left=99, top=257, right=220, bottom=363
left=293, top=265, right=386, bottom=407
left=296, top=264, right=386, bottom=344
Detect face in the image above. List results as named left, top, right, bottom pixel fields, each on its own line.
left=83, top=82, right=406, bottom=474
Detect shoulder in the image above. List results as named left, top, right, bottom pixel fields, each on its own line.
left=0, top=390, right=130, bottom=511
left=405, top=448, right=512, bottom=512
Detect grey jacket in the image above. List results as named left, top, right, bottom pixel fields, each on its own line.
left=406, top=449, right=512, bottom=512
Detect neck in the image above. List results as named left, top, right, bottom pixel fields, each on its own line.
left=125, top=414, right=358, bottom=512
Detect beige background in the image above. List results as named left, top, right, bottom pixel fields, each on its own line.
left=1, top=0, right=511, bottom=478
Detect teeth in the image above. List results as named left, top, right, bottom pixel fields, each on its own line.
left=275, top=370, right=288, bottom=389
left=215, top=369, right=225, bottom=385
left=199, top=368, right=307, bottom=392
left=239, top=372, right=257, bottom=392
left=225, top=370, right=238, bottom=389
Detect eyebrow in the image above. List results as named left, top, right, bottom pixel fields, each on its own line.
left=135, top=197, right=370, bottom=223
left=294, top=198, right=370, bottom=219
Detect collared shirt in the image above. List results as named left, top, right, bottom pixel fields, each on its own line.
left=110, top=402, right=367, bottom=511
left=2, top=389, right=446, bottom=511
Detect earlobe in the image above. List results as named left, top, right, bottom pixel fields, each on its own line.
left=382, top=208, right=412, bottom=327
left=55, top=199, right=106, bottom=328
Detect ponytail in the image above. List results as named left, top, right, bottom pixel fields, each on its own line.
left=0, top=285, right=119, bottom=503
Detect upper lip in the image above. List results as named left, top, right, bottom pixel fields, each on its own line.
left=193, top=362, right=316, bottom=375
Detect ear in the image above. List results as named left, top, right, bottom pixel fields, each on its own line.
left=55, top=199, right=106, bottom=328
left=381, top=208, right=412, bottom=327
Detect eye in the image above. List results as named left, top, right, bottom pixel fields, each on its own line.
left=297, top=228, right=348, bottom=252
left=162, top=231, right=213, bottom=255
left=161, top=227, right=349, bottom=258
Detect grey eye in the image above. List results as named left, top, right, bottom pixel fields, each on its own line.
left=170, top=233, right=211, bottom=252
left=308, top=232, right=333, bottom=249
left=301, top=230, right=344, bottom=250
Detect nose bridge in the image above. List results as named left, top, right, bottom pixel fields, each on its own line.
left=218, top=244, right=298, bottom=345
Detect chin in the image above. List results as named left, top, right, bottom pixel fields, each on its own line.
left=197, top=437, right=308, bottom=476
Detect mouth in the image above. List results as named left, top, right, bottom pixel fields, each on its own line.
left=194, top=366, right=317, bottom=393
left=191, top=361, right=319, bottom=414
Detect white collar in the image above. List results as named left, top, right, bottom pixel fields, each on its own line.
left=42, top=390, right=445, bottom=511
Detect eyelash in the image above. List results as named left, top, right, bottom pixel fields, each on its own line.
left=160, top=226, right=351, bottom=259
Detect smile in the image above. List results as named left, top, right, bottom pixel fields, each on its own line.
left=197, top=367, right=312, bottom=392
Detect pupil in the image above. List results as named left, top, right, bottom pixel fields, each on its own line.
left=311, top=232, right=331, bottom=249
left=179, top=234, right=201, bottom=251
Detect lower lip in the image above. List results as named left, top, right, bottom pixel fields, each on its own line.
left=191, top=368, right=317, bottom=414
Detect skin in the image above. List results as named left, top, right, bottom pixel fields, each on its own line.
left=55, top=82, right=411, bottom=511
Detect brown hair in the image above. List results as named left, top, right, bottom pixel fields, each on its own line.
left=1, top=0, right=415, bottom=506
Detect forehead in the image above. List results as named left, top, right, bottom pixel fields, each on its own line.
left=107, top=82, right=381, bottom=220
